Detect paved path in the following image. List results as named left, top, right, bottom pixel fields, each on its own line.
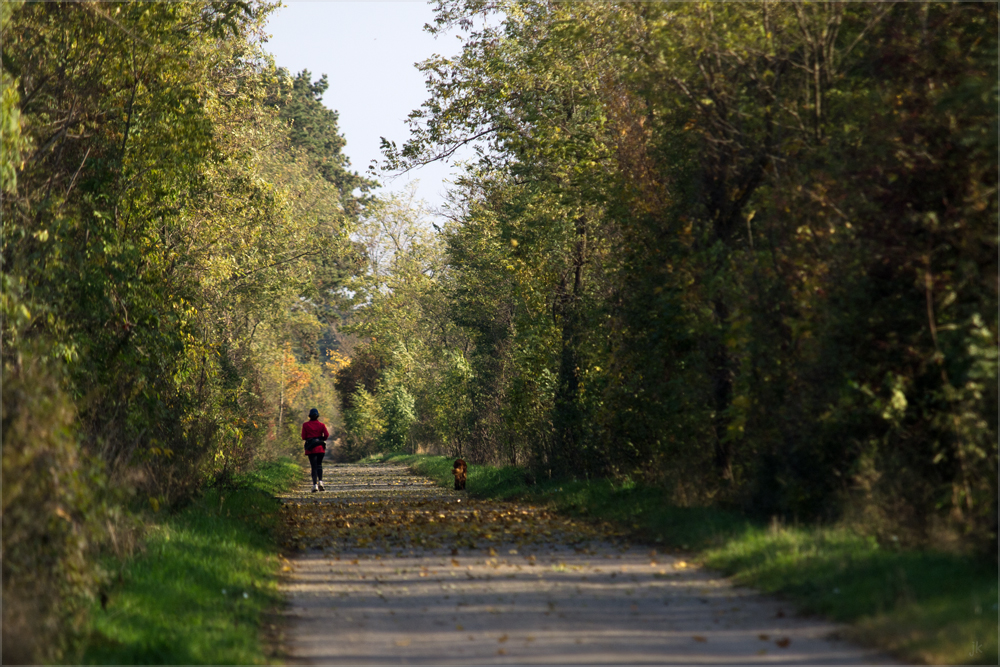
left=277, top=462, right=892, bottom=664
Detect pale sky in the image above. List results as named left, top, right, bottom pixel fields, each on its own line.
left=263, top=1, right=466, bottom=215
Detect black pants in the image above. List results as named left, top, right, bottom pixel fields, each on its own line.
left=308, top=452, right=325, bottom=484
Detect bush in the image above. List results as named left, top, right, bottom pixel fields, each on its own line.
left=341, top=386, right=384, bottom=460
left=379, top=383, right=415, bottom=452
left=1, top=348, right=117, bottom=663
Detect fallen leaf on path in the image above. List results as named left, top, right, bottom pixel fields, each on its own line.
left=692, top=635, right=707, bottom=642
left=775, top=637, right=791, bottom=648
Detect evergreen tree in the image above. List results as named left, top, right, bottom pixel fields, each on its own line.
left=273, top=69, right=375, bottom=219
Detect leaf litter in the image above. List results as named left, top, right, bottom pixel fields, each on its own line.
left=277, top=462, right=886, bottom=663
left=277, top=463, right=626, bottom=555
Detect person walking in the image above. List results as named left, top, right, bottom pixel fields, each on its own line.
left=302, top=408, right=329, bottom=492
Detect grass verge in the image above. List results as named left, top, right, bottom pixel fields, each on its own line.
left=81, top=457, right=300, bottom=665
left=376, top=452, right=998, bottom=665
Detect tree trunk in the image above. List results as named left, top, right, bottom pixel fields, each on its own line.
left=710, top=297, right=735, bottom=482
left=552, top=217, right=587, bottom=477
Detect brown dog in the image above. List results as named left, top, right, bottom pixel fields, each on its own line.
left=452, top=459, right=467, bottom=491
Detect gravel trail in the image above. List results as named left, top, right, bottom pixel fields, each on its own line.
left=277, top=462, right=892, bottom=665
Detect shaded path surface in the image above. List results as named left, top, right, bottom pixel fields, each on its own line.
left=277, top=462, right=892, bottom=664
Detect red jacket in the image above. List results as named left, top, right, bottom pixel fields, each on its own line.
left=301, top=420, right=329, bottom=454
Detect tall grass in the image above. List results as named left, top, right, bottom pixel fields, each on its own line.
left=82, top=458, right=300, bottom=664
left=379, top=453, right=998, bottom=665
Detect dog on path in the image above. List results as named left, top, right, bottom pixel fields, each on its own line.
left=452, top=459, right=467, bottom=491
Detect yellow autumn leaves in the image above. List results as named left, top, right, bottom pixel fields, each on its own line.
left=277, top=466, right=626, bottom=555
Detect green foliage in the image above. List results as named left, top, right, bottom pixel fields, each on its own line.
left=81, top=458, right=299, bottom=664
left=0, top=346, right=121, bottom=664
left=334, top=187, right=476, bottom=460
left=428, top=350, right=474, bottom=455
left=0, top=0, right=27, bottom=194
left=363, top=0, right=998, bottom=554
left=379, top=381, right=416, bottom=452
left=342, top=385, right=384, bottom=457
left=334, top=347, right=387, bottom=413
left=272, top=69, right=373, bottom=219
left=5, top=0, right=282, bottom=491
left=705, top=527, right=998, bottom=665
left=374, top=453, right=528, bottom=500
left=1, top=0, right=362, bottom=657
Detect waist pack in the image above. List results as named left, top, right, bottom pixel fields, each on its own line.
left=304, top=437, right=325, bottom=452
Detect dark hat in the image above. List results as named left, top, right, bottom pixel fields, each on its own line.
left=308, top=408, right=319, bottom=419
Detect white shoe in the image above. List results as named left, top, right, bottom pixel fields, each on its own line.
left=312, top=484, right=318, bottom=493
left=318, top=481, right=324, bottom=491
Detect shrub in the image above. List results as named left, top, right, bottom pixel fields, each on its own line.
left=1, top=348, right=112, bottom=663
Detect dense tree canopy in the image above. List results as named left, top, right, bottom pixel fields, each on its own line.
left=1, top=1, right=996, bottom=661
left=355, top=0, right=997, bottom=553
left=1, top=1, right=365, bottom=660
left=272, top=68, right=374, bottom=218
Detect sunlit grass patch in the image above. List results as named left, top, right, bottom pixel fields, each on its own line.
left=82, top=458, right=300, bottom=665
left=705, top=525, right=999, bottom=665
left=370, top=453, right=525, bottom=495
left=850, top=589, right=998, bottom=665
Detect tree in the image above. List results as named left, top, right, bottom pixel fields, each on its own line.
left=0, top=0, right=370, bottom=657
left=370, top=0, right=996, bottom=549
left=272, top=68, right=373, bottom=219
